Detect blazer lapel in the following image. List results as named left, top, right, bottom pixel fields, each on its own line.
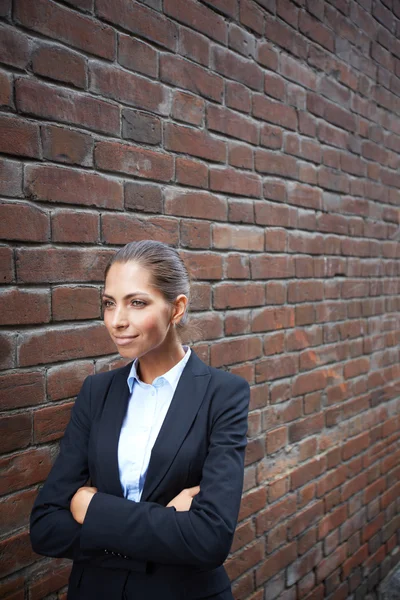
left=95, top=363, right=132, bottom=497
left=141, top=352, right=211, bottom=502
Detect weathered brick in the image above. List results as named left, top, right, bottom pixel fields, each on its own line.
left=0, top=201, right=49, bottom=242
left=41, top=125, right=93, bottom=166
left=165, top=0, right=227, bottom=44
left=226, top=81, right=252, bottom=114
left=0, top=158, right=22, bottom=197
left=179, top=26, right=210, bottom=67
left=15, top=0, right=115, bottom=59
left=18, top=323, right=116, bottom=367
left=122, top=109, right=162, bottom=145
left=165, top=122, right=226, bottom=163
left=0, top=530, right=38, bottom=578
left=118, top=33, right=158, bottom=78
left=32, top=44, right=87, bottom=88
left=34, top=402, right=74, bottom=443
left=16, top=78, right=120, bottom=135
left=16, top=247, right=113, bottom=284
left=96, top=0, right=177, bottom=51
left=165, top=189, right=227, bottom=221
left=172, top=91, right=204, bottom=126
left=240, top=0, right=265, bottom=35
left=47, top=360, right=94, bottom=401
left=0, top=24, right=30, bottom=69
left=210, top=167, right=261, bottom=198
left=52, top=286, right=100, bottom=321
left=95, top=140, right=174, bottom=181
left=255, top=149, right=297, bottom=178
left=0, top=68, right=13, bottom=109
left=0, top=447, right=52, bottom=495
left=52, top=210, right=99, bottom=244
left=213, top=46, right=264, bottom=91
left=161, top=54, right=223, bottom=103
left=125, top=182, right=163, bottom=214
left=179, top=251, right=223, bottom=280
left=0, top=114, right=40, bottom=159
left=175, top=157, right=209, bottom=189
left=102, top=214, right=179, bottom=246
left=213, top=283, right=265, bottom=309
left=213, top=224, right=264, bottom=251
left=207, top=104, right=259, bottom=145
left=0, top=370, right=45, bottom=410
left=0, top=289, right=50, bottom=326
left=0, top=488, right=37, bottom=537
left=211, top=336, right=262, bottom=368
left=25, top=164, right=123, bottom=209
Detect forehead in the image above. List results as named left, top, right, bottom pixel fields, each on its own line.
left=104, top=261, right=156, bottom=293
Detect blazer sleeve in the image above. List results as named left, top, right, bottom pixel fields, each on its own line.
left=79, top=375, right=250, bottom=569
left=29, top=376, right=92, bottom=559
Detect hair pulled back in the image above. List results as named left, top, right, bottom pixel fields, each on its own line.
left=104, top=240, right=191, bottom=333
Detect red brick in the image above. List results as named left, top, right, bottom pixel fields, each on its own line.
left=95, top=140, right=173, bottom=181
left=52, top=286, right=100, bottom=321
left=226, top=81, right=252, bottom=114
left=229, top=22, right=256, bottom=58
left=287, top=544, right=322, bottom=587
left=16, top=78, right=120, bottom=135
left=25, top=164, right=123, bottom=209
left=240, top=0, right=265, bottom=35
left=97, top=0, right=177, bottom=50
left=0, top=24, right=30, bottom=69
left=213, top=283, right=265, bottom=309
left=260, top=124, right=283, bottom=149
left=252, top=94, right=297, bottom=130
left=0, top=289, right=50, bottom=326
left=210, top=167, right=261, bottom=197
left=41, top=124, right=93, bottom=166
left=18, top=323, right=115, bottom=367
left=0, top=447, right=52, bottom=495
left=29, top=563, right=71, bottom=600
left=165, top=0, right=227, bottom=43
left=166, top=190, right=225, bottom=222
left=201, top=0, right=238, bottom=18
left=0, top=488, right=36, bottom=537
left=47, top=360, right=94, bottom=401
left=231, top=520, right=256, bottom=553
left=213, top=46, right=263, bottom=91
left=318, top=505, right=348, bottom=539
left=256, top=542, right=297, bottom=585
left=0, top=530, right=38, bottom=578
left=125, top=182, right=163, bottom=214
left=15, top=0, right=115, bottom=59
left=180, top=219, right=211, bottom=249
left=239, top=487, right=267, bottom=521
left=0, top=114, right=40, bottom=159
left=213, top=224, right=263, bottom=251
left=289, top=500, right=325, bottom=539
left=102, top=214, right=178, bottom=246
left=250, top=255, right=295, bottom=279
left=255, top=149, right=297, bottom=177
left=172, top=91, right=204, bottom=126
left=161, top=54, right=223, bottom=103
left=287, top=182, right=322, bottom=210
left=228, top=199, right=254, bottom=222
left=264, top=72, right=286, bottom=101
left=289, top=412, right=324, bottom=443
left=0, top=246, right=13, bottom=284
left=210, top=337, right=262, bottom=367
left=341, top=543, right=368, bottom=579
left=257, top=40, right=279, bottom=70
left=281, top=54, right=317, bottom=90
left=252, top=306, right=294, bottom=333
left=0, top=68, right=12, bottom=108
left=256, top=355, right=298, bottom=383
left=228, top=144, right=254, bottom=170
left=256, top=495, right=296, bottom=536
left=344, top=357, right=370, bottom=379
left=255, top=201, right=296, bottom=228
left=0, top=158, right=22, bottom=197
left=16, top=247, right=106, bottom=285
left=0, top=201, right=49, bottom=242
left=225, top=254, right=250, bottom=279
left=118, top=33, right=158, bottom=78
left=178, top=26, right=210, bottom=67
left=225, top=539, right=264, bottom=581
left=175, top=157, right=208, bottom=189
left=165, top=122, right=226, bottom=163
left=91, top=62, right=169, bottom=116
left=32, top=44, right=87, bottom=88
left=208, top=104, right=258, bottom=145
left=0, top=371, right=45, bottom=410
left=52, top=210, right=99, bottom=244
left=34, top=402, right=73, bottom=443
left=0, top=413, right=31, bottom=454
left=299, top=11, right=334, bottom=51
left=180, top=251, right=223, bottom=280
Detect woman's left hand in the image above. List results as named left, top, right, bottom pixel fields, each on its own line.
left=70, top=486, right=98, bottom=524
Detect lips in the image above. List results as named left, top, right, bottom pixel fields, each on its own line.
left=113, top=336, right=138, bottom=346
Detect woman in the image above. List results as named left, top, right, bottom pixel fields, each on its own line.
left=30, top=240, right=250, bottom=600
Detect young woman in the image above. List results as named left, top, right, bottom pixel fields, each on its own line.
left=30, top=240, right=250, bottom=600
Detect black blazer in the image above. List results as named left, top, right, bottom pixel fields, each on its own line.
left=30, top=351, right=250, bottom=600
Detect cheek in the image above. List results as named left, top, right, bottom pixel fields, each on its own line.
left=139, top=311, right=169, bottom=337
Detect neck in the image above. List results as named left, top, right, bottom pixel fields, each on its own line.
left=137, top=338, right=186, bottom=384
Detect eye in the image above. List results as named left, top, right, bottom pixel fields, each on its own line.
left=102, top=299, right=114, bottom=308
left=131, top=300, right=146, bottom=307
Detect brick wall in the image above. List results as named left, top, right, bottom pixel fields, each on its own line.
left=1, top=0, right=400, bottom=598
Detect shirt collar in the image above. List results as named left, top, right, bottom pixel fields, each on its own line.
left=127, top=346, right=191, bottom=394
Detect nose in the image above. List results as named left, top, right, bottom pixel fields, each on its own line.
left=111, top=304, right=129, bottom=330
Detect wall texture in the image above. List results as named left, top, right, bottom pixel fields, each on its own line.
left=0, top=0, right=400, bottom=598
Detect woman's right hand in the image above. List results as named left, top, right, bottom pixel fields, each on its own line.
left=166, top=486, right=200, bottom=512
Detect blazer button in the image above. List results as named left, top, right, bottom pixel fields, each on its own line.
left=104, top=549, right=108, bottom=554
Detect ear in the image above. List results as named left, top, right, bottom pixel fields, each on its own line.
left=171, top=294, right=188, bottom=325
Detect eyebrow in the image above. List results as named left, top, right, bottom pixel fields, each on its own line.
left=102, top=292, right=151, bottom=300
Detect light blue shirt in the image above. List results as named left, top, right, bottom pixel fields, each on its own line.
left=118, top=346, right=191, bottom=501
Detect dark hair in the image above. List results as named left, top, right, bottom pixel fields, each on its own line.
left=104, top=240, right=191, bottom=333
